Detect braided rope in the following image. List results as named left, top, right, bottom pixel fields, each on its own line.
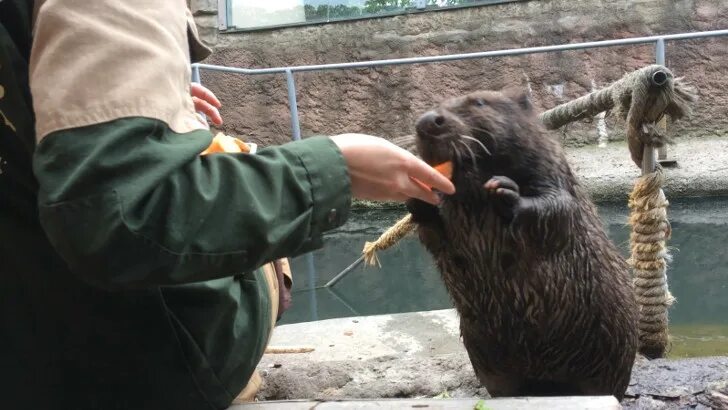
left=362, top=214, right=415, bottom=267
left=628, top=167, right=675, bottom=358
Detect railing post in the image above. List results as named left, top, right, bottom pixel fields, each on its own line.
left=284, top=69, right=316, bottom=318
left=191, top=64, right=206, bottom=121
left=191, top=64, right=201, bottom=84
left=655, top=38, right=670, bottom=164
left=655, top=38, right=666, bottom=65
left=285, top=69, right=302, bottom=141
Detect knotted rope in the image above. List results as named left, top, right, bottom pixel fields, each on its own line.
left=628, top=166, right=675, bottom=359
left=540, top=64, right=697, bottom=168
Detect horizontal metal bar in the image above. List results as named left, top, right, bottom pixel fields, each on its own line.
left=194, top=29, right=728, bottom=76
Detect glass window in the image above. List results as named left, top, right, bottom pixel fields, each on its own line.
left=226, top=1, right=515, bottom=31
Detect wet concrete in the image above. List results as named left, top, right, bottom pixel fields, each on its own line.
left=256, top=310, right=728, bottom=408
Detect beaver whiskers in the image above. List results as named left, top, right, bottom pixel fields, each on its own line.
left=453, top=139, right=478, bottom=168
left=469, top=126, right=501, bottom=153
left=450, top=135, right=492, bottom=169
left=460, top=135, right=492, bottom=157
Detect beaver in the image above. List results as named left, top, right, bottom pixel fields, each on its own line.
left=405, top=88, right=639, bottom=400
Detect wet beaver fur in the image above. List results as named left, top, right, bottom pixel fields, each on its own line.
left=406, top=88, right=638, bottom=400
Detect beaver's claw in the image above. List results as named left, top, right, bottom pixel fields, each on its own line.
left=484, top=176, right=520, bottom=220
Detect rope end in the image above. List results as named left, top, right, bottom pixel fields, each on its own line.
left=362, top=241, right=382, bottom=268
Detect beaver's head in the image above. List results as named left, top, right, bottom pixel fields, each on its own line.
left=414, top=89, right=562, bottom=197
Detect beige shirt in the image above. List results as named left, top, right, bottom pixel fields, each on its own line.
left=30, top=0, right=212, bottom=141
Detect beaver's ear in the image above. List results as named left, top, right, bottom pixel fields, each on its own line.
left=503, top=87, right=533, bottom=112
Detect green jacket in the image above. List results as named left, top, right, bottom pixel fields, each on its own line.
left=0, top=1, right=351, bottom=409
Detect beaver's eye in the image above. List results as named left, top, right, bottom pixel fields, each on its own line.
left=474, top=98, right=487, bottom=107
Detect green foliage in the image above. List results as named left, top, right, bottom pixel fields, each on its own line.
left=364, top=0, right=413, bottom=14
left=304, top=0, right=474, bottom=22
left=474, top=400, right=493, bottom=410
left=304, top=4, right=364, bottom=20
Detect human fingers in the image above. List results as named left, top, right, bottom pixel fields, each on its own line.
left=190, top=83, right=221, bottom=108
left=404, top=155, right=456, bottom=195
left=192, top=96, right=223, bottom=125
left=401, top=175, right=441, bottom=205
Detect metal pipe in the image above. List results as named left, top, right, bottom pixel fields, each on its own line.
left=325, top=255, right=365, bottom=288
left=655, top=38, right=669, bottom=161
left=285, top=69, right=302, bottom=141
left=642, top=66, right=667, bottom=175
left=191, top=65, right=205, bottom=120
left=305, top=253, right=318, bottom=321
left=652, top=70, right=668, bottom=86
left=191, top=64, right=201, bottom=83
left=193, top=29, right=728, bottom=76
left=641, top=147, right=658, bottom=175
left=655, top=38, right=666, bottom=65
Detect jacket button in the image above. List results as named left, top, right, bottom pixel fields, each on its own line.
left=327, top=208, right=337, bottom=225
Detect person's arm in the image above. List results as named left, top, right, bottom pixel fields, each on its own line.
left=34, top=117, right=350, bottom=290
left=28, top=0, right=348, bottom=290
left=29, top=0, right=453, bottom=290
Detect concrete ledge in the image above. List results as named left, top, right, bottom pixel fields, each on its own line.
left=253, top=310, right=728, bottom=409
left=264, top=309, right=463, bottom=362
left=231, top=396, right=621, bottom=409
left=564, top=136, right=728, bottom=202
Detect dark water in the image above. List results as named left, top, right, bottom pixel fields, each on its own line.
left=285, top=196, right=728, bottom=358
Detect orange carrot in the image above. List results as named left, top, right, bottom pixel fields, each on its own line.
left=200, top=132, right=251, bottom=155
left=412, top=161, right=453, bottom=192
left=433, top=161, right=453, bottom=179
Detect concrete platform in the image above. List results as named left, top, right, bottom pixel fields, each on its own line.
left=250, top=310, right=728, bottom=409
left=264, top=309, right=464, bottom=362
left=562, top=136, right=728, bottom=202
left=231, top=396, right=621, bottom=409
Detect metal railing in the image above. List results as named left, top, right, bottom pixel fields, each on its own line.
left=192, top=28, right=728, bottom=149
left=191, top=29, right=728, bottom=319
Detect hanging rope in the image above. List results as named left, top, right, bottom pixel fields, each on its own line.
left=627, top=166, right=675, bottom=359
left=538, top=64, right=695, bottom=359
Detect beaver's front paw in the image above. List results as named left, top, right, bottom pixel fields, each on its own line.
left=406, top=198, right=440, bottom=225
left=484, top=176, right=520, bottom=221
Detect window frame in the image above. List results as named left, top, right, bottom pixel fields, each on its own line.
left=219, top=0, right=526, bottom=33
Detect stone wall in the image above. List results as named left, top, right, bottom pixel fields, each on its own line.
left=189, top=0, right=728, bottom=148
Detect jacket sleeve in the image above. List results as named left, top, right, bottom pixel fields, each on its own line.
left=28, top=0, right=352, bottom=289
left=33, top=118, right=351, bottom=289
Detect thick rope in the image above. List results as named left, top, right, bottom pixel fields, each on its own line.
left=628, top=167, right=675, bottom=359
left=539, top=64, right=696, bottom=359
left=540, top=85, right=616, bottom=130
left=540, top=64, right=697, bottom=167
left=362, top=214, right=415, bottom=267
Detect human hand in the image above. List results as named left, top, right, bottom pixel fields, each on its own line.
left=329, top=134, right=455, bottom=205
left=191, top=82, right=223, bottom=126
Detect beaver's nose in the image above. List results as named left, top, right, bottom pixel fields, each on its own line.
left=415, top=110, right=447, bottom=138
